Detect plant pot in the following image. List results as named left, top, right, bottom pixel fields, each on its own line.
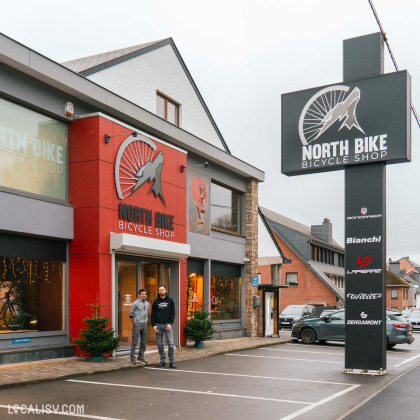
left=89, top=354, right=104, bottom=362
left=193, top=341, right=205, bottom=348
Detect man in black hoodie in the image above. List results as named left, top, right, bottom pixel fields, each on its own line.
left=151, top=285, right=176, bottom=368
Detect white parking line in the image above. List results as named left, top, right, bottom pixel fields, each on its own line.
left=0, top=405, right=123, bottom=420
left=279, top=384, right=360, bottom=420
left=391, top=353, right=420, bottom=368
left=66, top=379, right=311, bottom=405
left=225, top=353, right=343, bottom=364
left=258, top=348, right=409, bottom=361
left=259, top=348, right=344, bottom=356
left=284, top=343, right=344, bottom=349
left=144, top=367, right=355, bottom=386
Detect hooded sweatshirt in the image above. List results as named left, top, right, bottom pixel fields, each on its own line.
left=151, top=294, right=175, bottom=326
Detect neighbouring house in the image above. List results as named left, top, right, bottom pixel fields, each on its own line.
left=258, top=206, right=345, bottom=314
left=387, top=259, right=419, bottom=309
left=386, top=269, right=413, bottom=311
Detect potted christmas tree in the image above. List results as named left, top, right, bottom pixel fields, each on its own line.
left=184, top=304, right=215, bottom=348
left=74, top=297, right=119, bottom=362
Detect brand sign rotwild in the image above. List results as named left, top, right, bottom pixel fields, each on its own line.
left=281, top=71, right=411, bottom=176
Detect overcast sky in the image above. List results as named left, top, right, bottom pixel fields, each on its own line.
left=2, top=0, right=419, bottom=263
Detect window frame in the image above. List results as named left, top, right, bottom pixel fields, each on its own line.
left=156, top=92, right=180, bottom=126
left=391, top=289, right=398, bottom=299
left=286, top=272, right=298, bottom=288
left=210, top=181, right=243, bottom=236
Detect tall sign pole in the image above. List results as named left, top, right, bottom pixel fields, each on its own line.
left=344, top=33, right=386, bottom=373
left=281, top=32, right=411, bottom=375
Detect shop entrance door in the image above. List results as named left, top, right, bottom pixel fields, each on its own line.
left=265, top=292, right=274, bottom=336
left=117, top=259, right=171, bottom=348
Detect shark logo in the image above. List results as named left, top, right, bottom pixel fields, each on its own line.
left=115, top=134, right=166, bottom=206
left=299, top=85, right=365, bottom=145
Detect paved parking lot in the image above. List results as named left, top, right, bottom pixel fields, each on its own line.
left=1, top=332, right=420, bottom=419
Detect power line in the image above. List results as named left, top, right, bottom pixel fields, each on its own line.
left=368, top=0, right=420, bottom=128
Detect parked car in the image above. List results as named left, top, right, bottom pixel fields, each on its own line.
left=402, top=308, right=414, bottom=319
left=407, top=310, right=420, bottom=331
left=319, top=309, right=337, bottom=318
left=291, top=309, right=414, bottom=348
left=279, top=305, right=315, bottom=329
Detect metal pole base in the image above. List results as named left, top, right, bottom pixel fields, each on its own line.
left=344, top=369, right=386, bottom=376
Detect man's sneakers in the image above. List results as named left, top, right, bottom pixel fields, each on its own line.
left=169, top=362, right=176, bottom=369
left=137, top=359, right=148, bottom=365
left=130, top=360, right=137, bottom=365
left=157, top=361, right=166, bottom=367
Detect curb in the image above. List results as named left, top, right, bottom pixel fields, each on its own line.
left=0, top=339, right=292, bottom=390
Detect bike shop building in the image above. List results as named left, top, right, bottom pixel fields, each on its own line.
left=0, top=34, right=264, bottom=363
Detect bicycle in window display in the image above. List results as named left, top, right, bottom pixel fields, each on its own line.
left=0, top=291, right=25, bottom=330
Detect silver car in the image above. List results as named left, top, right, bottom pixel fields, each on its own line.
left=408, top=310, right=420, bottom=331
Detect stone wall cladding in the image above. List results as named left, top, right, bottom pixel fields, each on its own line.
left=245, top=178, right=258, bottom=337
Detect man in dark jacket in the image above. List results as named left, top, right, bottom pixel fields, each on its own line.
left=129, top=288, right=150, bottom=365
left=151, top=285, right=176, bottom=368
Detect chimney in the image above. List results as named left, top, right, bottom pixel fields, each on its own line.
left=311, top=218, right=333, bottom=244
left=389, top=259, right=401, bottom=277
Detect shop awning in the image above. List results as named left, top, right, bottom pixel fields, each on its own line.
left=110, top=233, right=190, bottom=260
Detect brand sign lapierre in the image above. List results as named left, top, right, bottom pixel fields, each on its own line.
left=281, top=71, right=411, bottom=176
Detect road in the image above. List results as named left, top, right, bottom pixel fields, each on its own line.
left=1, top=331, right=420, bottom=419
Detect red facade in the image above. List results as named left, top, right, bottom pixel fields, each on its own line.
left=69, top=115, right=188, bottom=354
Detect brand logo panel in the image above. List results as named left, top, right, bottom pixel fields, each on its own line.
left=281, top=71, right=410, bottom=176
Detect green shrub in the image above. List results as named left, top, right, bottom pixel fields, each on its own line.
left=184, top=304, right=215, bottom=343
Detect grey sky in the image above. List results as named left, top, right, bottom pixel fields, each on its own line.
left=2, top=0, right=419, bottom=263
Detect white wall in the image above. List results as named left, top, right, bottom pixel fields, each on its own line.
left=88, top=45, right=225, bottom=150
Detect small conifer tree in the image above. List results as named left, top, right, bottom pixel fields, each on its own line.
left=184, top=304, right=215, bottom=347
left=74, top=296, right=119, bottom=361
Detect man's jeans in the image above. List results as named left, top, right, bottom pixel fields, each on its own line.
left=155, top=323, right=174, bottom=363
left=131, top=322, right=147, bottom=362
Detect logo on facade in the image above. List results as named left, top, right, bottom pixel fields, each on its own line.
left=346, top=236, right=382, bottom=244
left=357, top=256, right=371, bottom=269
left=298, top=85, right=365, bottom=146
left=346, top=293, right=382, bottom=300
left=361, top=207, right=367, bottom=215
left=360, top=312, right=368, bottom=319
left=346, top=212, right=382, bottom=220
left=114, top=134, right=166, bottom=206
left=346, top=256, right=382, bottom=274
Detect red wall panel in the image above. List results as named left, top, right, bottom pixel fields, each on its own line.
left=69, top=115, right=188, bottom=354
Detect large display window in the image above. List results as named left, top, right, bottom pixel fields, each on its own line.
left=210, top=275, right=241, bottom=321
left=0, top=98, right=68, bottom=201
left=0, top=256, right=64, bottom=333
left=186, top=273, right=204, bottom=319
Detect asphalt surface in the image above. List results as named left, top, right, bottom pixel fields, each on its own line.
left=1, top=331, right=420, bottom=419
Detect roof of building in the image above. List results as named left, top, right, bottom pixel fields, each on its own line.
left=62, top=37, right=231, bottom=154
left=259, top=206, right=343, bottom=250
left=400, top=257, right=420, bottom=269
left=386, top=270, right=411, bottom=286
left=62, top=39, right=169, bottom=73
left=259, top=206, right=344, bottom=301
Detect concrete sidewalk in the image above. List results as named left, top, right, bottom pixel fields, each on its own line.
left=0, top=337, right=291, bottom=389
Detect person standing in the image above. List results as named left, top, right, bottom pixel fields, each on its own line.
left=129, top=288, right=150, bottom=365
left=151, top=285, right=176, bottom=368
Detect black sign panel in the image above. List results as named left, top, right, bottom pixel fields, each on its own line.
left=345, top=163, right=386, bottom=371
left=282, top=71, right=411, bottom=176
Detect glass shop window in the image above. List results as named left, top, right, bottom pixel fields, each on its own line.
left=211, top=182, right=242, bottom=234
left=0, top=98, right=68, bottom=201
left=210, top=275, right=241, bottom=321
left=0, top=256, right=64, bottom=333
left=186, top=273, right=204, bottom=320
